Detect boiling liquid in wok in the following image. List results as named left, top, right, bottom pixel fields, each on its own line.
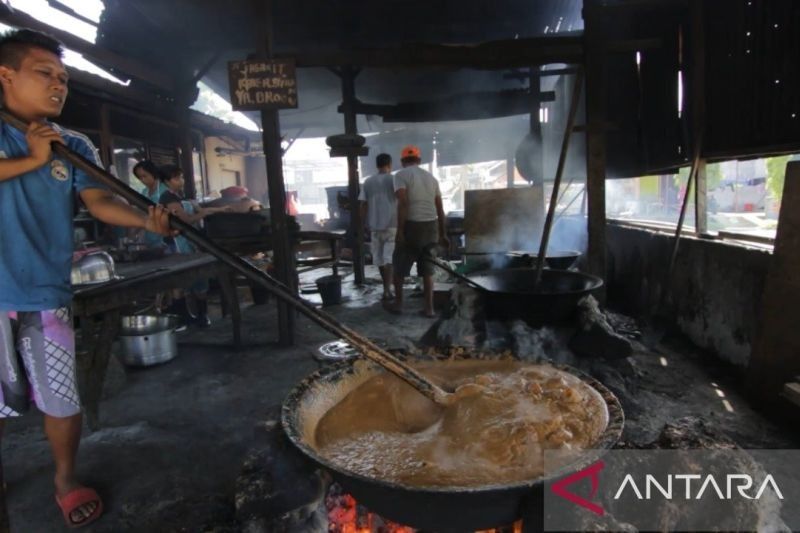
left=314, top=360, right=608, bottom=487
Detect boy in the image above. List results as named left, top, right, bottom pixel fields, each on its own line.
left=0, top=29, right=171, bottom=528
left=359, top=153, right=396, bottom=300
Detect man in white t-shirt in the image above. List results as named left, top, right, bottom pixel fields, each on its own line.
left=385, top=145, right=448, bottom=317
left=359, top=153, right=396, bottom=300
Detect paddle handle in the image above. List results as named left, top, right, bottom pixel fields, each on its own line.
left=0, top=110, right=452, bottom=406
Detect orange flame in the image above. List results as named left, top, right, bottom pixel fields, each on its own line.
left=327, top=491, right=523, bottom=533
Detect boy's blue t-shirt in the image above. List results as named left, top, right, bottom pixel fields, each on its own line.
left=0, top=119, right=104, bottom=311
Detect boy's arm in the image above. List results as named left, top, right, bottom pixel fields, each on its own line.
left=0, top=123, right=64, bottom=182
left=79, top=188, right=172, bottom=235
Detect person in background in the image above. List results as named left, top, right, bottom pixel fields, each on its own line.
left=134, top=159, right=167, bottom=203
left=286, top=190, right=300, bottom=216
left=204, top=185, right=263, bottom=213
left=158, top=165, right=227, bottom=326
left=132, top=159, right=168, bottom=248
left=385, top=145, right=448, bottom=318
left=359, top=153, right=396, bottom=301
left=0, top=28, right=172, bottom=528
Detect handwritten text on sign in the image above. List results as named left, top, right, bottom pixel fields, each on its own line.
left=228, top=59, right=298, bottom=111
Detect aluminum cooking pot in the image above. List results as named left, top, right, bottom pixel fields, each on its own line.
left=117, top=314, right=181, bottom=367
left=70, top=251, right=119, bottom=285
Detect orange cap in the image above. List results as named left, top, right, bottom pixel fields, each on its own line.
left=400, top=145, right=421, bottom=159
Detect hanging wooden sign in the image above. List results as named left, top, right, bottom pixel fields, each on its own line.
left=228, top=59, right=298, bottom=111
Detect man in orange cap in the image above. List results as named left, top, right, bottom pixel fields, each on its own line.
left=385, top=145, right=448, bottom=317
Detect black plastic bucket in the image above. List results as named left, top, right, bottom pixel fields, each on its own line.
left=315, top=275, right=342, bottom=306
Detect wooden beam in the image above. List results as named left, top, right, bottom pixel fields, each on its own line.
left=278, top=36, right=583, bottom=69
left=67, top=69, right=171, bottom=112
left=48, top=0, right=99, bottom=26
left=0, top=7, right=176, bottom=93
left=583, top=0, right=608, bottom=291
left=258, top=0, right=295, bottom=345
left=190, top=52, right=221, bottom=85
left=600, top=0, right=688, bottom=9
left=98, top=102, right=111, bottom=168
left=178, top=100, right=196, bottom=199
left=534, top=69, right=584, bottom=287
left=341, top=65, right=365, bottom=284
left=716, top=230, right=774, bottom=246
left=504, top=66, right=581, bottom=81
left=528, top=69, right=544, bottom=183
left=340, top=90, right=555, bottom=122
left=748, top=161, right=800, bottom=404
left=694, top=159, right=707, bottom=234
left=690, top=0, right=707, bottom=235
left=606, top=38, right=663, bottom=53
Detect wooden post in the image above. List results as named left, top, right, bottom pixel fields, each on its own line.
left=341, top=65, right=365, bottom=284
left=695, top=159, right=707, bottom=233
left=99, top=102, right=112, bottom=169
left=528, top=68, right=544, bottom=184
left=691, top=0, right=707, bottom=235
left=527, top=69, right=547, bottom=243
left=258, top=0, right=296, bottom=345
left=506, top=154, right=515, bottom=188
left=175, top=85, right=198, bottom=199
left=534, top=70, right=583, bottom=286
left=583, top=0, right=608, bottom=293
left=748, top=161, right=800, bottom=404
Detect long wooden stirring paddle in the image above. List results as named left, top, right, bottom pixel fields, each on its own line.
left=0, top=109, right=456, bottom=407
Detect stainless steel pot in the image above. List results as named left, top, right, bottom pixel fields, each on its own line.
left=71, top=251, right=119, bottom=285
left=117, top=315, right=180, bottom=366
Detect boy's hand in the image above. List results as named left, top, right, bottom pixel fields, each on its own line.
left=26, top=123, right=64, bottom=166
left=144, top=205, right=176, bottom=236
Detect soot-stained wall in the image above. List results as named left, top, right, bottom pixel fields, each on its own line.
left=606, top=224, right=771, bottom=367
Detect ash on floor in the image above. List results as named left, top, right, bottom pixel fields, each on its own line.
left=2, top=266, right=797, bottom=532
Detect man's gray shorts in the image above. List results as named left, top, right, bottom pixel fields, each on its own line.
left=393, top=220, right=439, bottom=278
left=0, top=308, right=81, bottom=418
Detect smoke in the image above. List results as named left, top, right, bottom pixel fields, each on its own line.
left=509, top=321, right=577, bottom=366
left=548, top=214, right=588, bottom=255
left=344, top=68, right=590, bottom=261
left=434, top=285, right=483, bottom=347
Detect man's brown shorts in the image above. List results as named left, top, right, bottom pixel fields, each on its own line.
left=392, top=220, right=438, bottom=277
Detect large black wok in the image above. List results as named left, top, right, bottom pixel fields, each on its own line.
left=463, top=250, right=581, bottom=271
left=507, top=249, right=582, bottom=270
left=282, top=360, right=624, bottom=532
left=467, top=268, right=604, bottom=325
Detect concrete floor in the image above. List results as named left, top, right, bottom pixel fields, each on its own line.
left=3, top=266, right=798, bottom=532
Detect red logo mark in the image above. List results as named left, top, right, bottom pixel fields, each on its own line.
left=550, top=460, right=605, bottom=516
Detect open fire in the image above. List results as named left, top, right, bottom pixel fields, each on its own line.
left=326, top=484, right=523, bottom=533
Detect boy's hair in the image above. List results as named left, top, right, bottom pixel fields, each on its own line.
left=376, top=153, right=391, bottom=169
left=0, top=29, right=64, bottom=68
left=133, top=160, right=165, bottom=181
left=401, top=156, right=421, bottom=166
left=159, top=164, right=183, bottom=182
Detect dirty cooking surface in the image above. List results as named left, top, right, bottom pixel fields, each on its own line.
left=314, top=360, right=608, bottom=487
